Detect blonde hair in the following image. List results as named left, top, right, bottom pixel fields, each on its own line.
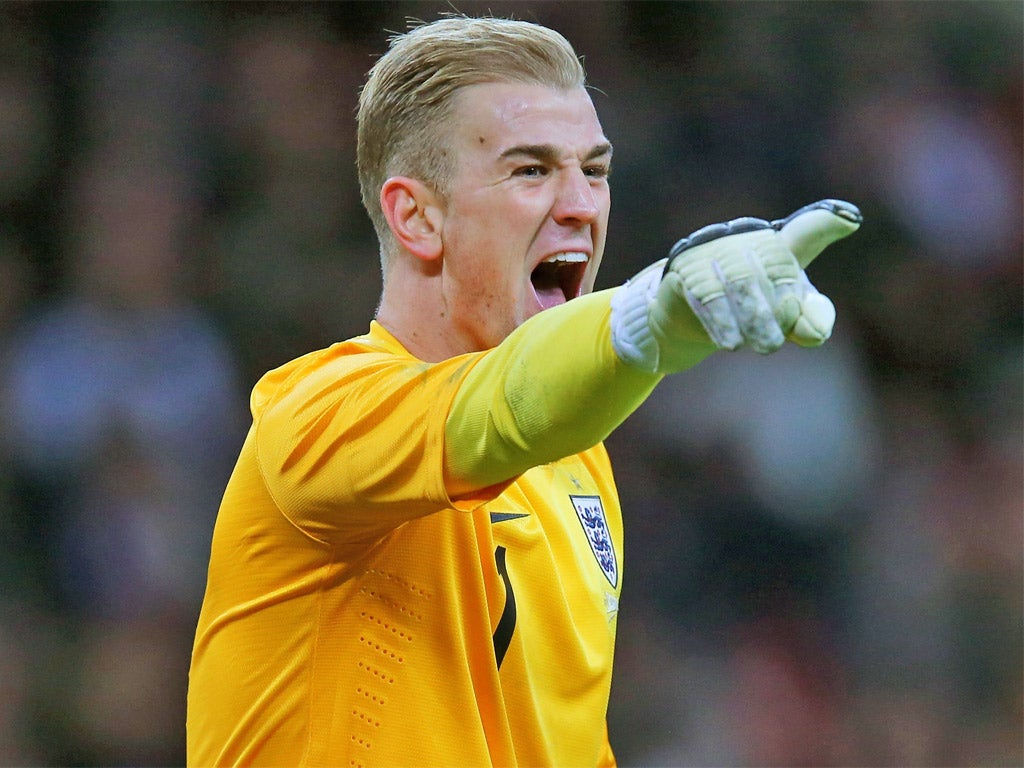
left=357, top=15, right=586, bottom=267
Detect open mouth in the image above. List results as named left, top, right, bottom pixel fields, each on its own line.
left=530, top=252, right=588, bottom=310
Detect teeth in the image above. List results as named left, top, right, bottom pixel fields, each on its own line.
left=543, top=252, right=588, bottom=264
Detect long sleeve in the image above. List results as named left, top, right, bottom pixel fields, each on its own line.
left=445, top=289, right=662, bottom=493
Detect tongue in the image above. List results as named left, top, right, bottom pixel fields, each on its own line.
left=534, top=284, right=565, bottom=309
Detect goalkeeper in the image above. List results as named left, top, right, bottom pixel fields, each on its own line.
left=187, top=14, right=861, bottom=768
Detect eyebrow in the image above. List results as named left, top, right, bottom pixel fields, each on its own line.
left=499, top=141, right=613, bottom=165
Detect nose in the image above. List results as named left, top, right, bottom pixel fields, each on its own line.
left=553, top=167, right=601, bottom=225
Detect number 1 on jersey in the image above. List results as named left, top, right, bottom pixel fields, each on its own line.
left=492, top=546, right=516, bottom=668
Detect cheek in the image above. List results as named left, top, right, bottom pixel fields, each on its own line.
left=582, top=207, right=610, bottom=291
left=450, top=212, right=529, bottom=283
left=444, top=228, right=524, bottom=329
left=446, top=196, right=514, bottom=254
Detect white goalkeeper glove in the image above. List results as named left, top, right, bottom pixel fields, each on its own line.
left=610, top=199, right=862, bottom=373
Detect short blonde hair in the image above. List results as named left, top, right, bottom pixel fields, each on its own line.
left=357, top=16, right=586, bottom=267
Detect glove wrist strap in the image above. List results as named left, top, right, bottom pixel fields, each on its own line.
left=609, top=259, right=666, bottom=373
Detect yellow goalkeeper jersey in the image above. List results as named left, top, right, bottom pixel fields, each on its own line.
left=187, top=296, right=637, bottom=767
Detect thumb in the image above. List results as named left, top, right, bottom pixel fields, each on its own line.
left=775, top=199, right=862, bottom=269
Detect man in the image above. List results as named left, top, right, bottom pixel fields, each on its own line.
left=186, top=15, right=861, bottom=767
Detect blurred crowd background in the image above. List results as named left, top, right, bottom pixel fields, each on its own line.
left=0, top=1, right=1019, bottom=766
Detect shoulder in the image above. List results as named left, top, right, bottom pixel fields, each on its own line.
left=251, top=332, right=481, bottom=421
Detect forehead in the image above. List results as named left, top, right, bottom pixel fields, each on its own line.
left=450, top=81, right=608, bottom=158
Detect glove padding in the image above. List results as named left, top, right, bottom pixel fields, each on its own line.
left=611, top=199, right=862, bottom=373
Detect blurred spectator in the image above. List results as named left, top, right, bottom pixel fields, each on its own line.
left=75, top=2, right=212, bottom=183
left=205, top=10, right=380, bottom=382
left=725, top=613, right=854, bottom=766
left=1, top=147, right=243, bottom=763
left=0, top=10, right=58, bottom=766
left=637, top=338, right=880, bottom=527
left=857, top=92, right=1019, bottom=269
left=0, top=13, right=52, bottom=214
left=0, top=7, right=242, bottom=760
left=0, top=234, right=42, bottom=768
left=845, top=389, right=1023, bottom=766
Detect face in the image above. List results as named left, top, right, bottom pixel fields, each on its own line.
left=437, top=81, right=611, bottom=351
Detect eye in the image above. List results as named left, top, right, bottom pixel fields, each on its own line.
left=584, top=163, right=611, bottom=180
left=514, top=165, right=548, bottom=179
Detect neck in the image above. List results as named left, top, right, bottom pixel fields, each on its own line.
left=376, top=270, right=466, bottom=363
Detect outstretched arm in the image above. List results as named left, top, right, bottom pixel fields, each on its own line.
left=445, top=200, right=862, bottom=494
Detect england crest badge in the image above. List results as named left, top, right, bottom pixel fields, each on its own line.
left=570, top=495, right=618, bottom=588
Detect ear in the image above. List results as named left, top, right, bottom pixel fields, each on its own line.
left=380, top=176, right=444, bottom=261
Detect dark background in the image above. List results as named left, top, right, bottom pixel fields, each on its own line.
left=0, top=2, right=1019, bottom=765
